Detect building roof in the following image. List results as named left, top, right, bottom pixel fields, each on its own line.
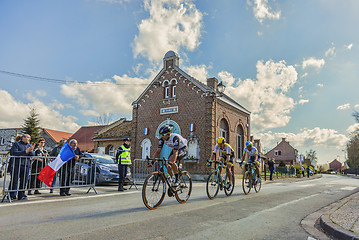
left=132, top=51, right=250, bottom=115
left=93, top=118, right=132, bottom=141
left=42, top=128, right=73, bottom=143
left=68, top=125, right=106, bottom=152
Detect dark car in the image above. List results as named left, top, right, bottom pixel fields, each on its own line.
left=73, top=153, right=131, bottom=185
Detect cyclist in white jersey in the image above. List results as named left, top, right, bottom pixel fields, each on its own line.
left=153, top=125, right=188, bottom=187
left=241, top=141, right=261, bottom=181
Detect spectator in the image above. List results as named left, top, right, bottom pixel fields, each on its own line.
left=116, top=138, right=131, bottom=191
left=9, top=134, right=35, bottom=201
left=8, top=135, right=22, bottom=173
left=28, top=138, right=48, bottom=195
left=59, top=139, right=82, bottom=196
left=306, top=166, right=310, bottom=178
left=301, top=166, right=305, bottom=177
left=268, top=158, right=275, bottom=181
left=49, top=140, right=65, bottom=193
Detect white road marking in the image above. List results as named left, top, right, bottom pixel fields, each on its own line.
left=0, top=191, right=137, bottom=208
left=299, top=184, right=315, bottom=188
left=341, top=186, right=357, bottom=191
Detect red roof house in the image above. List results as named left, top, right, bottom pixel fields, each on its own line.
left=68, top=125, right=106, bottom=152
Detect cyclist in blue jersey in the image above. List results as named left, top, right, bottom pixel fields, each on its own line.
left=241, top=141, right=261, bottom=182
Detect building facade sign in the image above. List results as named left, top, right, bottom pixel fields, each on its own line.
left=160, top=106, right=178, bottom=115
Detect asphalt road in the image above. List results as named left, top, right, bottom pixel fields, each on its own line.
left=1, top=174, right=358, bottom=240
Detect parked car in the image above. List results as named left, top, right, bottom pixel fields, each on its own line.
left=73, top=153, right=131, bottom=185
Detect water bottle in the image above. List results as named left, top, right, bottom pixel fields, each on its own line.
left=164, top=166, right=171, bottom=180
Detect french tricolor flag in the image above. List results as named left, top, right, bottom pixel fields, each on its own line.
left=144, top=128, right=148, bottom=135
left=189, top=123, right=195, bottom=132
left=38, top=142, right=75, bottom=187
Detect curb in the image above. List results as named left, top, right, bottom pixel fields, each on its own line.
left=318, top=190, right=359, bottom=240
left=320, top=213, right=359, bottom=240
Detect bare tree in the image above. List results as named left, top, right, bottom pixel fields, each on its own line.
left=94, top=114, right=113, bottom=125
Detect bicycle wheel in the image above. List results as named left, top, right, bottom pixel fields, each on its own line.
left=224, top=172, right=235, bottom=196
left=142, top=172, right=166, bottom=210
left=242, top=171, right=251, bottom=195
left=206, top=171, right=220, bottom=199
left=254, top=177, right=262, bottom=193
left=175, top=171, right=192, bottom=203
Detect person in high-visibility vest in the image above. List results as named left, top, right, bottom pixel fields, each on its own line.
left=115, top=138, right=131, bottom=191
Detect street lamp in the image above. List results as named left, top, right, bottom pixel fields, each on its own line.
left=214, top=81, right=226, bottom=141
left=217, top=81, right=226, bottom=94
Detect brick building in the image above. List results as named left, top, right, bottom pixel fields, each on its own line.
left=131, top=51, right=251, bottom=175
left=329, top=159, right=342, bottom=172
left=93, top=118, right=132, bottom=156
left=265, top=138, right=298, bottom=166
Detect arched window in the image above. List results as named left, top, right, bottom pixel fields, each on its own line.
left=172, top=85, right=176, bottom=97
left=236, top=125, right=244, bottom=162
left=219, top=118, right=229, bottom=142
left=141, top=138, right=152, bottom=159
left=108, top=145, right=114, bottom=156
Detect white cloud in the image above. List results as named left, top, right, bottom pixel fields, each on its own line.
left=0, top=89, right=79, bottom=132
left=133, top=0, right=203, bottom=62
left=355, top=104, right=359, bottom=109
left=298, top=86, right=303, bottom=93
left=257, top=31, right=263, bottom=36
left=325, top=46, right=336, bottom=57
left=257, top=127, right=348, bottom=151
left=183, top=64, right=211, bottom=83
left=301, top=72, right=308, bottom=78
left=298, top=99, right=309, bottom=105
left=317, top=83, right=324, bottom=88
left=248, top=0, right=281, bottom=23
left=345, top=43, right=353, bottom=50
left=302, top=57, right=325, bottom=70
left=35, top=90, right=47, bottom=97
left=337, top=103, right=350, bottom=110
left=61, top=74, right=152, bottom=116
left=80, top=110, right=100, bottom=117
left=218, top=59, right=298, bottom=131
left=347, top=123, right=359, bottom=134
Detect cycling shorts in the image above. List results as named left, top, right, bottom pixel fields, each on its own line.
left=169, top=146, right=188, bottom=162
left=248, top=156, right=261, bottom=165
left=219, top=155, right=234, bottom=167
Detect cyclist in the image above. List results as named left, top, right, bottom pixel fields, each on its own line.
left=210, top=137, right=235, bottom=191
left=241, top=141, right=261, bottom=182
left=152, top=125, right=188, bottom=187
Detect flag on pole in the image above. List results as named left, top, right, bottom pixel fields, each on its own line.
left=38, top=142, right=75, bottom=187
left=189, top=123, right=195, bottom=132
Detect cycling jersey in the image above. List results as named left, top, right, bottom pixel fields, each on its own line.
left=213, top=143, right=234, bottom=156
left=158, top=133, right=188, bottom=150
left=243, top=146, right=261, bottom=162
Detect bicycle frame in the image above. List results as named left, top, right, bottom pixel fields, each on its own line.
left=206, top=160, right=226, bottom=188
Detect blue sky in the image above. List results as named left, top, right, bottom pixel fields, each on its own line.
left=0, top=0, right=358, bottom=164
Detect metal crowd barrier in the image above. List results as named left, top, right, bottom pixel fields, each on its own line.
left=1, top=155, right=97, bottom=202
left=131, top=159, right=156, bottom=185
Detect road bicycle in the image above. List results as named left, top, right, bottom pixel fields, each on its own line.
left=142, top=157, right=192, bottom=210
left=206, top=159, right=235, bottom=199
left=242, top=162, right=261, bottom=195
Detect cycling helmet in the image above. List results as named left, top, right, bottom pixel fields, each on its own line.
left=245, top=141, right=253, bottom=147
left=217, top=137, right=225, bottom=144
left=159, top=125, right=172, bottom=136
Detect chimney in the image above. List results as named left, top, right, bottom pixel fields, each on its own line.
left=282, top=138, right=286, bottom=142
left=207, top=77, right=218, bottom=90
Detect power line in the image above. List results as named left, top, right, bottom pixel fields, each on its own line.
left=0, top=70, right=149, bottom=87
